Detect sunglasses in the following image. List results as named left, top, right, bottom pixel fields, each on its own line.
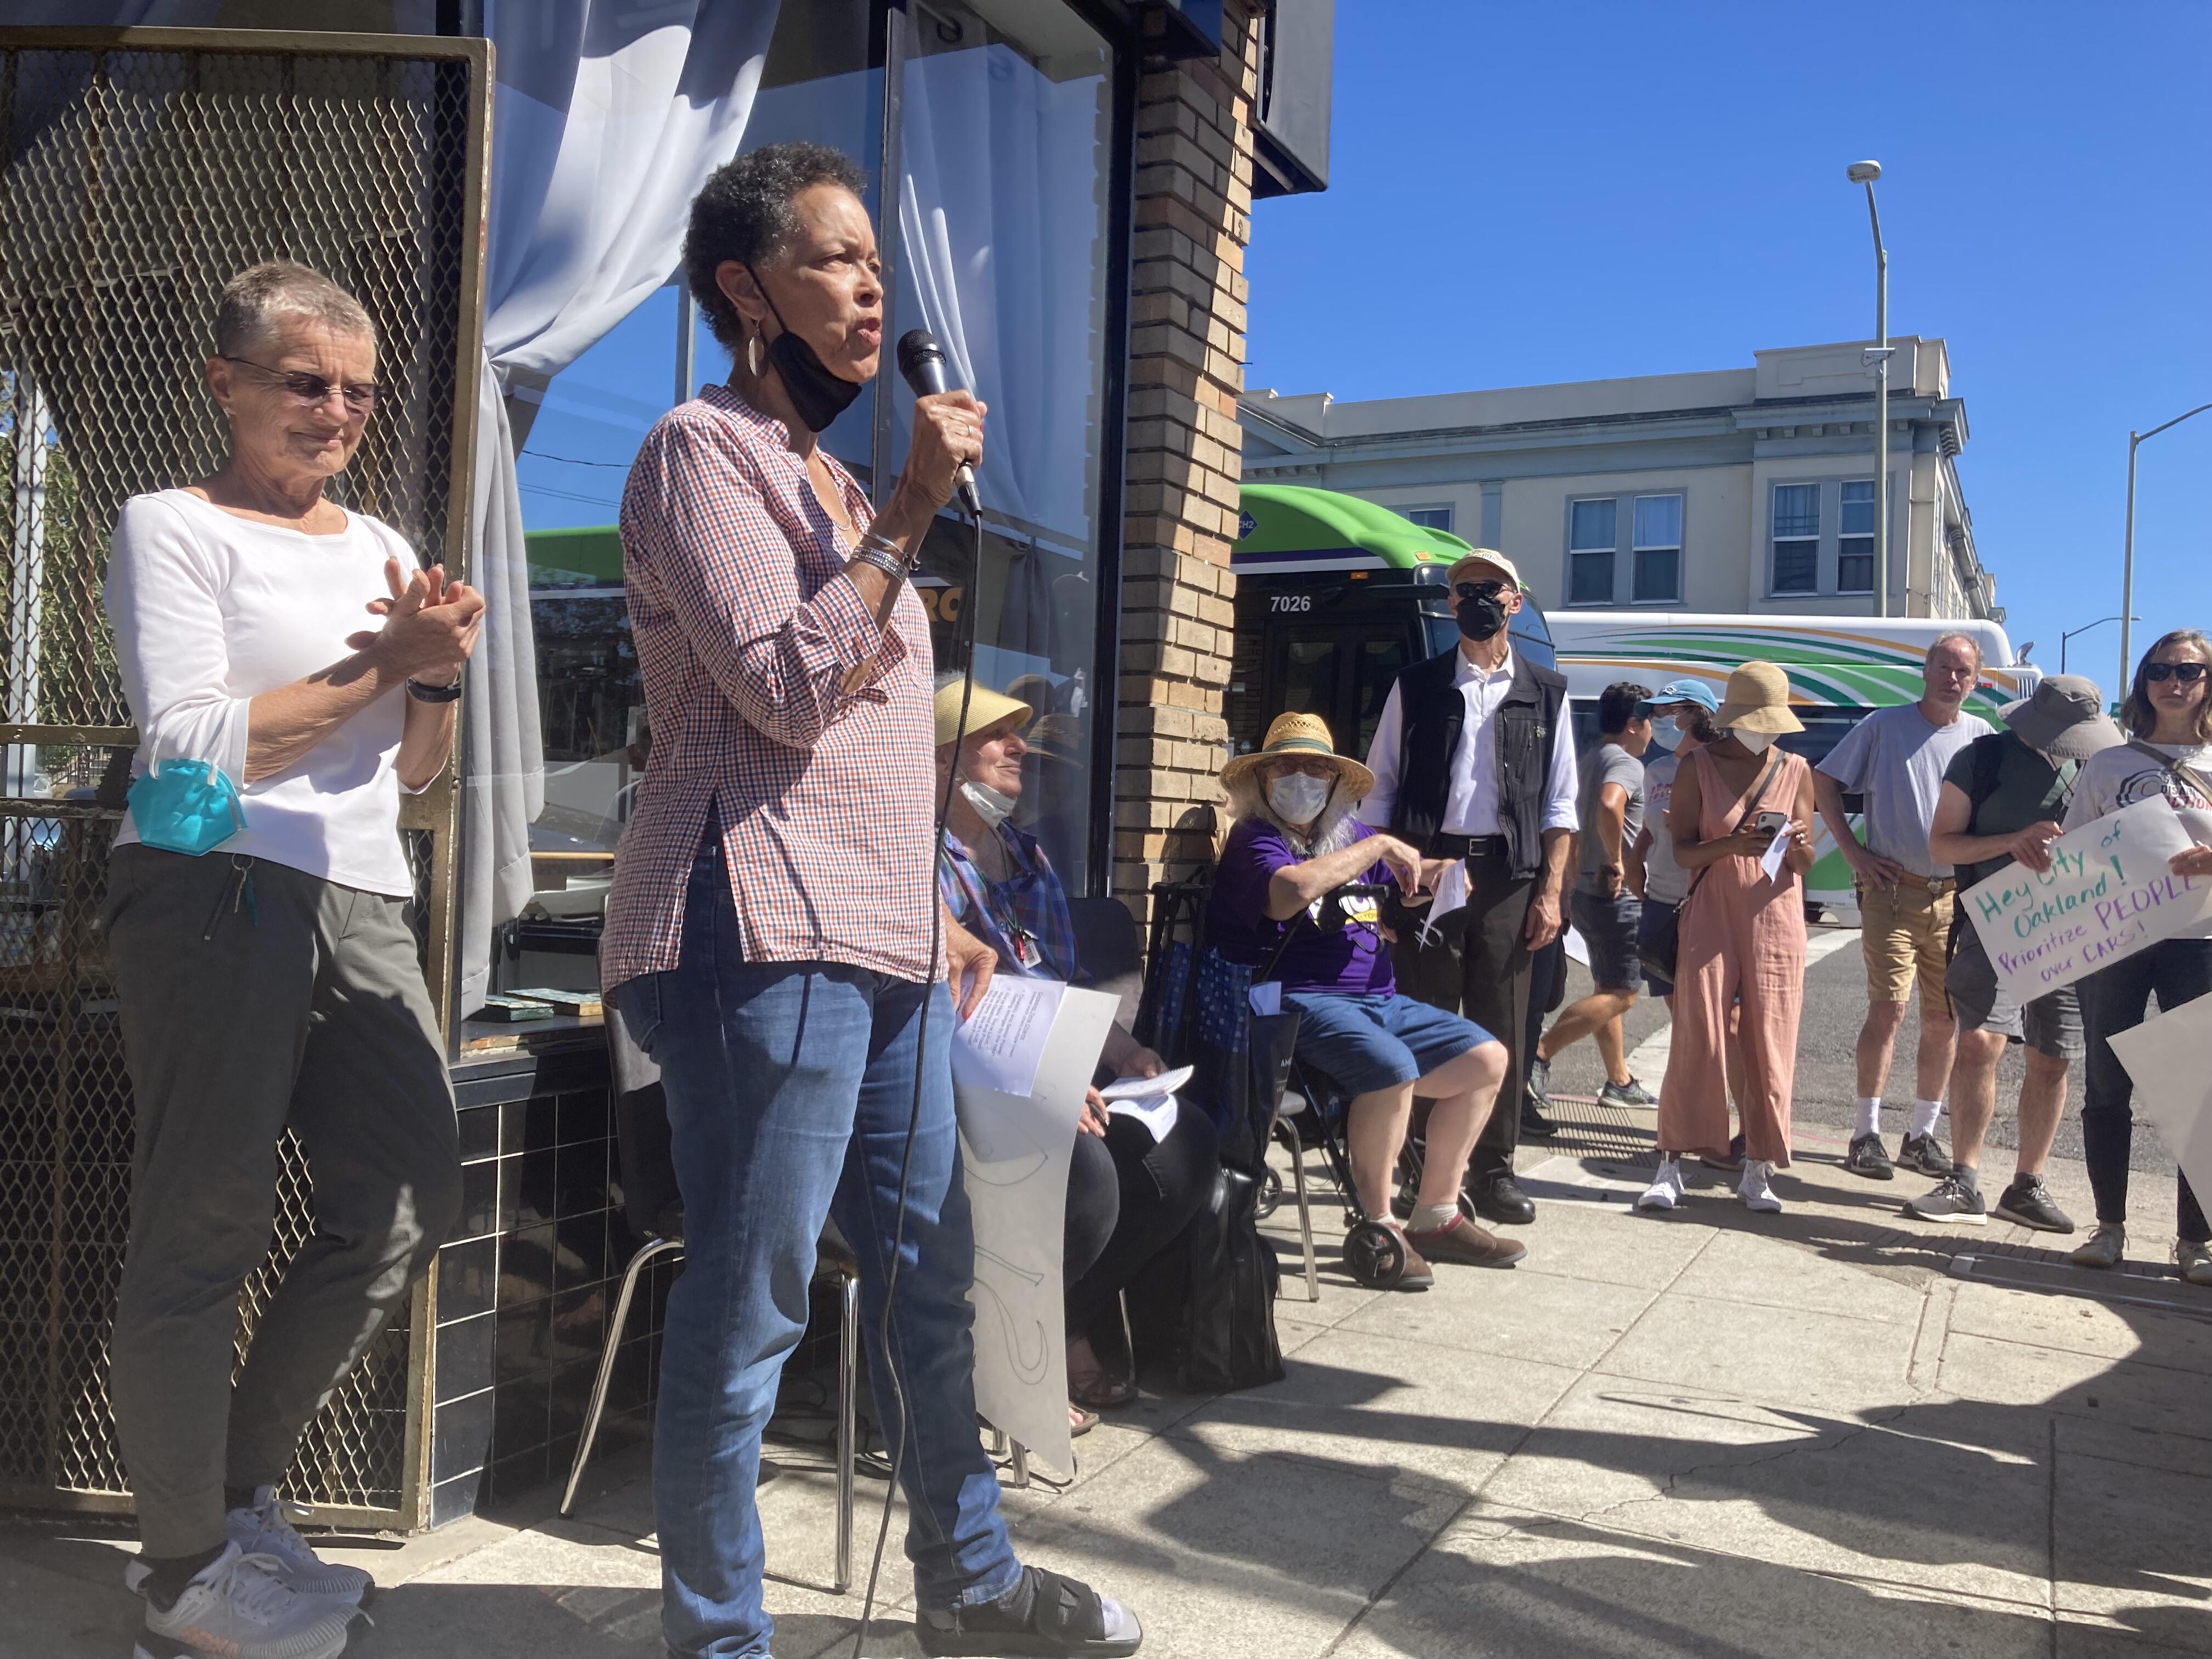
left=2145, top=661, right=2209, bottom=684
left=1453, top=579, right=1509, bottom=602
left=221, top=355, right=381, bottom=412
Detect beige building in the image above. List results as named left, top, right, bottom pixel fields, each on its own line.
left=1239, top=338, right=2001, bottom=622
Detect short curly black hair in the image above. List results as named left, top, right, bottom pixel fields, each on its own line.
left=684, top=141, right=868, bottom=354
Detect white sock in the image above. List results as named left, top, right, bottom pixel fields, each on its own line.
left=1909, top=1098, right=1944, bottom=1139
left=1409, top=1201, right=1459, bottom=1233
left=1854, top=1097, right=1882, bottom=1138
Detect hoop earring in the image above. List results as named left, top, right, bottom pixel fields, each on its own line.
left=745, top=328, right=764, bottom=379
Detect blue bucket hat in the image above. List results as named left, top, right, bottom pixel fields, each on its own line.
left=1650, top=676, right=1721, bottom=713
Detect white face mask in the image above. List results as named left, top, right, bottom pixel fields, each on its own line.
left=1267, top=771, right=1333, bottom=825
left=1732, top=729, right=1776, bottom=755
left=958, top=776, right=1018, bottom=832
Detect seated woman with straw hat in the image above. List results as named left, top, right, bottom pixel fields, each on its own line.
left=1206, top=712, right=1523, bottom=1285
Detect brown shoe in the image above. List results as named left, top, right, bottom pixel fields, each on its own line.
left=1404, top=1213, right=1527, bottom=1269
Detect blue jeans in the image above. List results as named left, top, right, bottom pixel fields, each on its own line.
left=616, top=844, right=1020, bottom=1657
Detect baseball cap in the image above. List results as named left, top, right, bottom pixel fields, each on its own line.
left=1445, top=549, right=1522, bottom=591
left=1649, top=677, right=1721, bottom=714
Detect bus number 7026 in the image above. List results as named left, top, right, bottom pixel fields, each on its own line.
left=1268, top=594, right=1312, bottom=613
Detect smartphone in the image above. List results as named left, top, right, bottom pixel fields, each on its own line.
left=1752, top=810, right=1789, bottom=839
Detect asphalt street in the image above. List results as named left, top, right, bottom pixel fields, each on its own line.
left=1537, top=922, right=2181, bottom=1181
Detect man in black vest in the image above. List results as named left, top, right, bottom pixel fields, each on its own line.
left=1361, top=549, right=1577, bottom=1224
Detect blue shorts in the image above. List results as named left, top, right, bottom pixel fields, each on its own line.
left=1282, top=991, right=1494, bottom=1096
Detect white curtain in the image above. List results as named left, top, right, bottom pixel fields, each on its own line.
left=896, top=43, right=1110, bottom=551
left=460, top=0, right=782, bottom=1014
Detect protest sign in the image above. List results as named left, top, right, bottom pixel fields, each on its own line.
left=2108, top=991, right=2212, bottom=1220
left=1961, top=799, right=2212, bottom=1007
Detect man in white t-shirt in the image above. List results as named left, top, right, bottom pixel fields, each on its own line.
left=1814, top=634, right=1993, bottom=1181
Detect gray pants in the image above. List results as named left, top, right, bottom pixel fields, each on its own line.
left=104, top=845, right=459, bottom=1558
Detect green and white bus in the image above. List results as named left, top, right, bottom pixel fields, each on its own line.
left=1544, top=611, right=2040, bottom=909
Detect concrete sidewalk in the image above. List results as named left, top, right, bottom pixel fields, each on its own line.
left=8, top=1114, right=2209, bottom=1659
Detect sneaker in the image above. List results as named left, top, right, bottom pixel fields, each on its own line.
left=1992, top=1175, right=2075, bottom=1234
left=1598, top=1076, right=1657, bottom=1108
left=1637, top=1159, right=1686, bottom=1212
left=2177, top=1240, right=2212, bottom=1288
left=1843, top=1133, right=1895, bottom=1181
left=1525, top=1054, right=1553, bottom=1106
left=227, top=1487, right=373, bottom=1605
left=1700, top=1133, right=1746, bottom=1173
left=1404, top=1212, right=1527, bottom=1268
left=1738, top=1160, right=1783, bottom=1212
left=1903, top=1173, right=1987, bottom=1226
left=2068, top=1223, right=2126, bottom=1271
left=135, top=1543, right=355, bottom=1659
left=1898, top=1133, right=1953, bottom=1178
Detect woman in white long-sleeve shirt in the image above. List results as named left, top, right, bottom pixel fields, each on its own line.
left=2060, top=629, right=2212, bottom=1286
left=99, top=261, right=484, bottom=1659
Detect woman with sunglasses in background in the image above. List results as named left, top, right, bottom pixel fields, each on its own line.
left=99, top=261, right=485, bottom=1659
left=2062, top=630, right=2212, bottom=1285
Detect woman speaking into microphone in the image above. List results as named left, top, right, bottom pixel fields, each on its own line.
left=605, top=143, right=1143, bottom=1659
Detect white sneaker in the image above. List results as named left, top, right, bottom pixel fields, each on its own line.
left=227, top=1486, right=374, bottom=1604
left=134, top=1542, right=356, bottom=1659
left=1637, top=1159, right=1686, bottom=1211
left=1739, top=1160, right=1783, bottom=1213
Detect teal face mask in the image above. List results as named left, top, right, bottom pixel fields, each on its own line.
left=126, top=758, right=245, bottom=856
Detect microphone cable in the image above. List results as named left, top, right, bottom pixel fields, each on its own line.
left=852, top=493, right=986, bottom=1659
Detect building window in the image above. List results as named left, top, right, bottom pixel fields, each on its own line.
left=1567, top=498, right=1616, bottom=605
left=1399, top=506, right=1452, bottom=532
left=1838, top=478, right=1875, bottom=592
left=1631, top=494, right=1683, bottom=603
left=1771, top=483, right=1820, bottom=595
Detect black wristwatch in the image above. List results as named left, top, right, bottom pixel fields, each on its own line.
left=406, top=675, right=464, bottom=704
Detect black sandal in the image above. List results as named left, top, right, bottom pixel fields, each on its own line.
left=916, top=1565, right=1143, bottom=1657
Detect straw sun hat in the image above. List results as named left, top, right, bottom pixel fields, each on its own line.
left=1220, top=711, right=1376, bottom=800
left=1711, top=661, right=1805, bottom=736
left=933, top=679, right=1032, bottom=749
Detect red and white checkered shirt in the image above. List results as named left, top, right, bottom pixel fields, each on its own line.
left=601, top=384, right=940, bottom=992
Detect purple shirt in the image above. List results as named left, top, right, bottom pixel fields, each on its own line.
left=1206, top=817, right=1395, bottom=997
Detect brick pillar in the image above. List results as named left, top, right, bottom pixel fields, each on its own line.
left=1113, top=4, right=1260, bottom=921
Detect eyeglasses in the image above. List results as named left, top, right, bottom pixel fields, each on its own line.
left=220, top=356, right=381, bottom=412
left=1453, top=580, right=1509, bottom=602
left=2144, top=661, right=2209, bottom=684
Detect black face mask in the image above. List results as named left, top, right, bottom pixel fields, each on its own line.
left=749, top=268, right=865, bottom=433
left=1455, top=592, right=1509, bottom=642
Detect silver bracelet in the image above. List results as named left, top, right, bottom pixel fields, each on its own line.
left=857, top=528, right=917, bottom=570
left=849, top=541, right=907, bottom=580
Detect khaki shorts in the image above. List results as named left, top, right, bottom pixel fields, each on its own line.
left=1858, top=880, right=1954, bottom=1006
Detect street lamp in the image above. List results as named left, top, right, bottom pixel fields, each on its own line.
left=1846, top=160, right=1891, bottom=618
left=2059, top=615, right=2135, bottom=677
left=2121, top=402, right=2212, bottom=693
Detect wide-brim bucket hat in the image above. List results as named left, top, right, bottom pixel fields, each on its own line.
left=934, top=680, right=1032, bottom=749
left=2001, top=673, right=2124, bottom=760
left=1220, top=710, right=1376, bottom=801
left=1712, top=661, right=1805, bottom=735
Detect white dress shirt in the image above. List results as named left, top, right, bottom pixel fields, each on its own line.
left=1359, top=646, right=1580, bottom=838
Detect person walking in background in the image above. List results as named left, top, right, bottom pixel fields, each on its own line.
left=1631, top=679, right=1748, bottom=1167
left=2061, top=633, right=2212, bottom=1285
left=1361, top=549, right=1575, bottom=1228
left=1639, top=664, right=1815, bottom=1215
left=1814, top=633, right=1994, bottom=1181
left=1529, top=682, right=1655, bottom=1109
left=1907, top=676, right=2122, bottom=1231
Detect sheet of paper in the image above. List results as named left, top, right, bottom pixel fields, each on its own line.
left=1563, top=925, right=1589, bottom=967
left=1101, top=1065, right=1195, bottom=1102
left=1248, top=980, right=1282, bottom=1017
left=954, top=983, right=1117, bottom=1481
left=2109, top=990, right=2212, bottom=1220
left=1961, top=799, right=2211, bottom=1007
left=1758, top=827, right=1791, bottom=884
left=1105, top=1091, right=1180, bottom=1144
left=951, top=975, right=1066, bottom=1098
left=1417, top=857, right=1469, bottom=947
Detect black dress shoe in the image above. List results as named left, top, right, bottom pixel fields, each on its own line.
left=1520, top=1096, right=1558, bottom=1139
left=1470, top=1171, right=1536, bottom=1225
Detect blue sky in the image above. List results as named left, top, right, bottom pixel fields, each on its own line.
left=1245, top=0, right=2211, bottom=692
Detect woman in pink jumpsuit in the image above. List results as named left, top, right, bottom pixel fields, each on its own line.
left=1640, top=662, right=1818, bottom=1214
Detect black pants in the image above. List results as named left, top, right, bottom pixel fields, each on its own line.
left=2079, top=936, right=2211, bottom=1244
left=1062, top=1104, right=1220, bottom=1339
left=1390, top=854, right=1534, bottom=1185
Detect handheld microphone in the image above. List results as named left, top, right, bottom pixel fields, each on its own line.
left=895, top=328, right=982, bottom=518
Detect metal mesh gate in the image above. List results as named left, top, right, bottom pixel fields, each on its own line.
left=0, top=28, right=487, bottom=1528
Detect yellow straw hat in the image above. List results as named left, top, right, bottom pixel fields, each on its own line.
left=1220, top=710, right=1376, bottom=800
left=1712, top=661, right=1805, bottom=735
left=933, top=679, right=1032, bottom=749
